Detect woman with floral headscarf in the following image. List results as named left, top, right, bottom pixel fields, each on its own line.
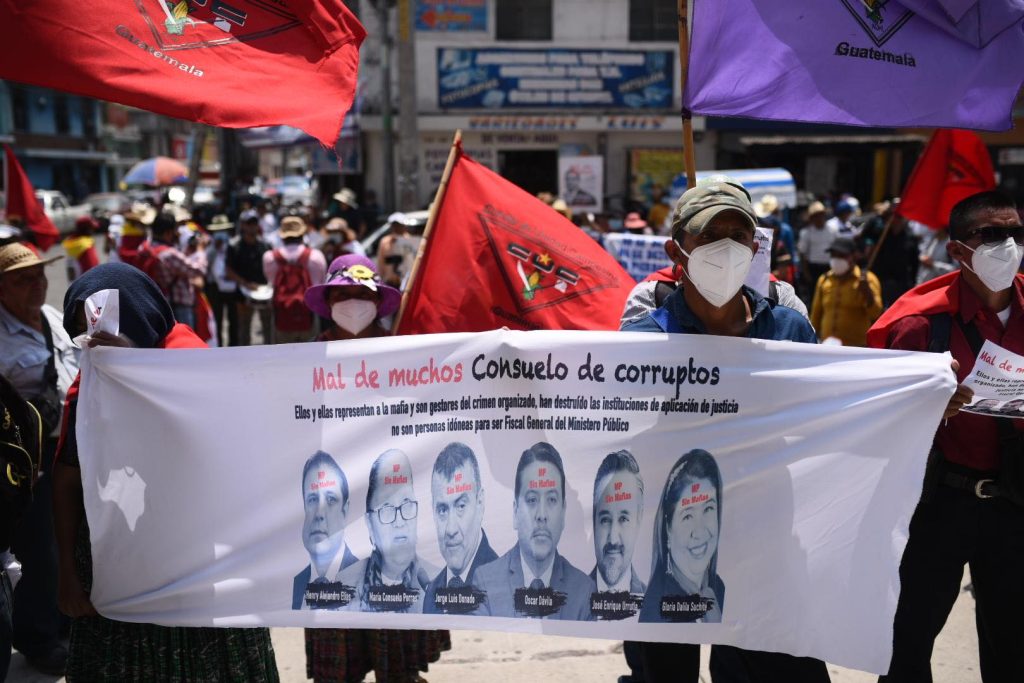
left=302, top=254, right=451, bottom=682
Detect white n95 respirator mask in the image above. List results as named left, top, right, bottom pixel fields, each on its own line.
left=959, top=237, right=1023, bottom=293
left=679, top=238, right=754, bottom=308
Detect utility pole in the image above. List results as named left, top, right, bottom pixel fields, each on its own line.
left=396, top=0, right=420, bottom=210
left=373, top=0, right=397, bottom=213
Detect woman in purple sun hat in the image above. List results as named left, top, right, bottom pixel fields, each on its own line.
left=304, top=254, right=402, bottom=341
left=301, top=253, right=453, bottom=680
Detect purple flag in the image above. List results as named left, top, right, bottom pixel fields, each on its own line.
left=684, top=0, right=1024, bottom=131
left=901, top=0, right=1024, bottom=47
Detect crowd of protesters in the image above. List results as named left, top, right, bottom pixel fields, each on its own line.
left=1, top=175, right=1022, bottom=683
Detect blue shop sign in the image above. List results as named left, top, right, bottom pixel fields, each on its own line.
left=437, top=48, right=673, bottom=110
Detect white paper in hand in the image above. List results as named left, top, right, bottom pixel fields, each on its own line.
left=74, top=289, right=120, bottom=347
left=961, top=340, right=1024, bottom=418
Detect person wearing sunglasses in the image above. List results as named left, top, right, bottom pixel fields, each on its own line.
left=868, top=190, right=1024, bottom=682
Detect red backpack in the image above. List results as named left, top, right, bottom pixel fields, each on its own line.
left=135, top=242, right=171, bottom=295
left=272, top=248, right=313, bottom=332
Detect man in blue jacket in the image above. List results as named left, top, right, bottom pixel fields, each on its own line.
left=621, top=177, right=826, bottom=683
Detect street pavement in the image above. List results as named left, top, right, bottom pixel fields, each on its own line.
left=4, top=251, right=983, bottom=682
left=5, top=575, right=980, bottom=682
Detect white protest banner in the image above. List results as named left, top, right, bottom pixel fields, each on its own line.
left=76, top=331, right=953, bottom=673
left=603, top=228, right=774, bottom=297
left=962, top=340, right=1024, bottom=418
left=602, top=233, right=671, bottom=281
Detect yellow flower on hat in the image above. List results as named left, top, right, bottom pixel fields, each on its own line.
left=343, top=265, right=379, bottom=291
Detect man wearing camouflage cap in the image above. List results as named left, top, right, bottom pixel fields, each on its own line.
left=619, top=178, right=826, bottom=683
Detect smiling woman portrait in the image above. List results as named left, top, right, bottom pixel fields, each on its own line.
left=639, top=449, right=725, bottom=624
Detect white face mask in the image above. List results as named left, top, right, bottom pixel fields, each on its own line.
left=679, top=238, right=754, bottom=308
left=830, top=257, right=851, bottom=276
left=331, top=299, right=378, bottom=334
left=960, top=237, right=1023, bottom=293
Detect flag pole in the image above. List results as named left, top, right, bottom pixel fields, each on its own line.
left=392, top=128, right=462, bottom=332
left=865, top=212, right=896, bottom=273
left=678, top=0, right=697, bottom=190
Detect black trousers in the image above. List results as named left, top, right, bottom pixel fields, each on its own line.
left=206, top=285, right=239, bottom=347
left=880, top=484, right=1024, bottom=683
left=630, top=642, right=830, bottom=683
left=0, top=570, right=12, bottom=682
left=11, top=445, right=64, bottom=659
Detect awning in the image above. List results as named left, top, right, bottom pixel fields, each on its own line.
left=21, top=148, right=118, bottom=162
left=739, top=134, right=926, bottom=146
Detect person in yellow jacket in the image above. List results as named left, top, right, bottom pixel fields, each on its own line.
left=809, top=237, right=883, bottom=346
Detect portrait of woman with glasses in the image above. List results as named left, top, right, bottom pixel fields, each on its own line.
left=339, top=448, right=437, bottom=614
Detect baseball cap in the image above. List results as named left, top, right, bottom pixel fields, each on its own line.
left=671, top=176, right=757, bottom=237
left=828, top=237, right=856, bottom=256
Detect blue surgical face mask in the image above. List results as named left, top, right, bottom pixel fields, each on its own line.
left=608, top=219, right=624, bottom=232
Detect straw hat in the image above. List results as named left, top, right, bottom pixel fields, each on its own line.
left=332, top=188, right=358, bottom=208
left=0, top=243, right=62, bottom=275
left=207, top=215, right=235, bottom=232
left=279, top=216, right=307, bottom=240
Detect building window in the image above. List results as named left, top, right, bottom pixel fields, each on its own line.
left=496, top=0, right=552, bottom=40
left=11, top=86, right=28, bottom=132
left=630, top=0, right=677, bottom=42
left=55, top=95, right=70, bottom=134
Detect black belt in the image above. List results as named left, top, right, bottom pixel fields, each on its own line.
left=943, top=471, right=1000, bottom=499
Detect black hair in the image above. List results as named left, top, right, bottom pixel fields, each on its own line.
left=592, top=450, right=644, bottom=518
left=150, top=212, right=177, bottom=237
left=514, top=442, right=566, bottom=501
left=301, top=450, right=348, bottom=505
left=650, top=449, right=723, bottom=585
left=949, top=190, right=1018, bottom=241
left=433, top=442, right=481, bottom=488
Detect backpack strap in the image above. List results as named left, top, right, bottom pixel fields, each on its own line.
left=653, top=281, right=677, bottom=308
left=926, top=313, right=952, bottom=354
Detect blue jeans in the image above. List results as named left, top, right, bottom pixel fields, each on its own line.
left=172, top=303, right=196, bottom=329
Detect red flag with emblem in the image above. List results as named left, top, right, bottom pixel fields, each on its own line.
left=396, top=144, right=635, bottom=334
left=897, top=129, right=996, bottom=230
left=0, top=0, right=364, bottom=147
left=3, top=145, right=60, bottom=251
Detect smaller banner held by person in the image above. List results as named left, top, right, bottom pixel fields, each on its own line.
left=75, top=329, right=955, bottom=674
left=396, top=142, right=636, bottom=334
left=684, top=0, right=1024, bottom=131
left=0, top=0, right=365, bottom=147
left=897, top=129, right=997, bottom=230
left=3, top=145, right=60, bottom=250
left=961, top=341, right=1024, bottom=418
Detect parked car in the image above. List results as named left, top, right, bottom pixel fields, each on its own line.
left=263, top=175, right=315, bottom=207
left=85, top=192, right=131, bottom=231
left=36, top=190, right=92, bottom=234
left=360, top=210, right=429, bottom=258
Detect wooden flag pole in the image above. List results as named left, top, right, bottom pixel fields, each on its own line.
left=865, top=211, right=896, bottom=273
left=679, top=0, right=697, bottom=190
left=391, top=129, right=462, bottom=332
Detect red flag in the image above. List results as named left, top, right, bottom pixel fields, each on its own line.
left=897, top=130, right=996, bottom=230
left=3, top=145, right=60, bottom=251
left=0, top=1, right=364, bottom=147
left=397, top=146, right=635, bottom=334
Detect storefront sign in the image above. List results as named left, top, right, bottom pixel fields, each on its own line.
left=437, top=48, right=674, bottom=110
left=416, top=0, right=486, bottom=31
